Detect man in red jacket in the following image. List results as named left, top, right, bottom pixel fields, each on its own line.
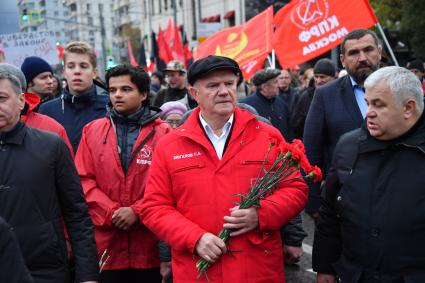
left=141, top=56, right=308, bottom=282
left=21, top=56, right=55, bottom=103
left=75, top=65, right=171, bottom=283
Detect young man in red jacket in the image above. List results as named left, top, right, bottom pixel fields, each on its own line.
left=141, top=56, right=308, bottom=282
left=75, top=65, right=171, bottom=283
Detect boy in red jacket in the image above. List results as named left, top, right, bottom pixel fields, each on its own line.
left=75, top=65, right=170, bottom=283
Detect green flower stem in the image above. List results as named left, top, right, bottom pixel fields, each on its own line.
left=196, top=147, right=318, bottom=280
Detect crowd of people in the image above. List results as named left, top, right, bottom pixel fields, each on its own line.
left=0, top=28, right=424, bottom=283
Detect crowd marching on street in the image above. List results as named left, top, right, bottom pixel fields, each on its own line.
left=1, top=1, right=425, bottom=281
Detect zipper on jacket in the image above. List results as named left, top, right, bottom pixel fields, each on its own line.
left=174, top=164, right=204, bottom=173
left=240, top=160, right=268, bottom=165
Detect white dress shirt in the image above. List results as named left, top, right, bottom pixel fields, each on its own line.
left=199, top=113, right=234, bottom=160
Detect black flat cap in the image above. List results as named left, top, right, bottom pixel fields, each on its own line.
left=252, top=69, right=281, bottom=87
left=314, top=59, right=336, bottom=76
left=187, top=55, right=242, bottom=85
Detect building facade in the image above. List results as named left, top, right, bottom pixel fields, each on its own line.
left=64, top=0, right=115, bottom=74
left=17, top=0, right=68, bottom=45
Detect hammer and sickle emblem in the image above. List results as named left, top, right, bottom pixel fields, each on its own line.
left=215, top=32, right=248, bottom=59
left=296, top=0, right=324, bottom=25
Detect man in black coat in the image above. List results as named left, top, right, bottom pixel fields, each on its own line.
left=0, top=216, right=33, bottom=283
left=0, top=72, right=99, bottom=282
left=278, top=68, right=299, bottom=114
left=313, top=66, right=425, bottom=283
left=303, top=29, right=382, bottom=219
left=240, top=68, right=293, bottom=141
left=291, top=59, right=337, bottom=139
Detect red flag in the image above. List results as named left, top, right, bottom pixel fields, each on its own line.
left=195, top=6, right=273, bottom=79
left=147, top=58, right=155, bottom=74
left=127, top=38, right=138, bottom=67
left=172, top=25, right=185, bottom=63
left=181, top=28, right=194, bottom=67
left=157, top=28, right=173, bottom=64
left=184, top=43, right=193, bottom=67
left=164, top=18, right=174, bottom=44
left=273, top=0, right=378, bottom=67
left=57, top=45, right=64, bottom=59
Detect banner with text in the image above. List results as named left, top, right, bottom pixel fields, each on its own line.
left=0, top=31, right=58, bottom=67
left=273, top=0, right=377, bottom=67
left=195, top=7, right=273, bottom=79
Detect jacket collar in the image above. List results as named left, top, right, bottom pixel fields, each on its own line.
left=358, top=112, right=425, bottom=154
left=62, top=84, right=97, bottom=105
left=176, top=107, right=257, bottom=150
left=107, top=103, right=162, bottom=127
left=0, top=121, right=26, bottom=145
left=255, top=91, right=275, bottom=102
left=22, top=92, right=40, bottom=114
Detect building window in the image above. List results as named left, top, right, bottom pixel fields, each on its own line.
left=224, top=10, right=235, bottom=27
left=86, top=4, right=91, bottom=11
left=88, top=17, right=93, bottom=25
left=56, top=31, right=60, bottom=37
left=54, top=11, right=59, bottom=16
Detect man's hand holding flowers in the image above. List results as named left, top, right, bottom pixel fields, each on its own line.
left=195, top=233, right=227, bottom=263
left=223, top=206, right=259, bottom=237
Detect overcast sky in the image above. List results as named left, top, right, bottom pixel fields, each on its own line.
left=0, top=0, right=19, bottom=35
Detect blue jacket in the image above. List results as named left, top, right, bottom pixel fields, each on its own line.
left=39, top=85, right=109, bottom=152
left=240, top=91, right=292, bottom=141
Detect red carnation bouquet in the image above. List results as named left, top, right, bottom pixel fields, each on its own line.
left=196, top=139, right=322, bottom=280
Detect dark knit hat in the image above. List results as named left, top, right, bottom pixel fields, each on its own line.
left=252, top=69, right=281, bottom=87
left=313, top=59, right=336, bottom=76
left=187, top=55, right=242, bottom=85
left=407, top=59, right=425, bottom=73
left=21, top=56, right=53, bottom=85
left=0, top=63, right=27, bottom=92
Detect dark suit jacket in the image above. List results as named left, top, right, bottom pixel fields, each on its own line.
left=303, top=75, right=363, bottom=213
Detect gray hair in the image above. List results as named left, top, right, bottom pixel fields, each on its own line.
left=0, top=72, right=23, bottom=95
left=0, top=63, right=27, bottom=91
left=364, top=66, right=424, bottom=113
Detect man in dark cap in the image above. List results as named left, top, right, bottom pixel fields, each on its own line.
left=406, top=58, right=425, bottom=93
left=153, top=60, right=197, bottom=109
left=303, top=29, right=382, bottom=219
left=241, top=68, right=293, bottom=140
left=291, top=59, right=337, bottom=139
left=21, top=56, right=55, bottom=103
left=141, top=55, right=308, bottom=282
